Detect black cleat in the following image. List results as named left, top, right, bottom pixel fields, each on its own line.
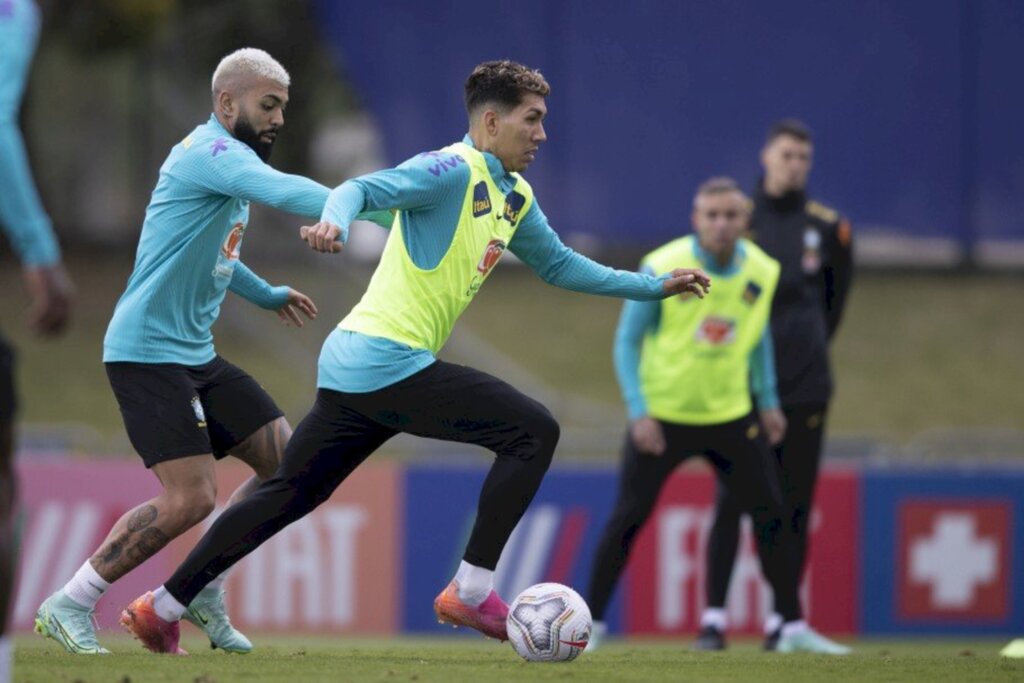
left=763, top=627, right=781, bottom=651
left=691, top=625, right=726, bottom=651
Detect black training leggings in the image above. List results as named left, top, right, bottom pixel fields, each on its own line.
left=586, top=413, right=802, bottom=622
left=704, top=403, right=827, bottom=609
left=165, top=361, right=559, bottom=605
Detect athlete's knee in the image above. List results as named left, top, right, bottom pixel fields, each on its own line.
left=522, top=405, right=561, bottom=463
left=234, top=417, right=291, bottom=477
left=166, top=480, right=217, bottom=526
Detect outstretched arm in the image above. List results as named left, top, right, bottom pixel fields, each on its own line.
left=508, top=203, right=709, bottom=300
left=303, top=150, right=469, bottom=251
left=180, top=137, right=328, bottom=218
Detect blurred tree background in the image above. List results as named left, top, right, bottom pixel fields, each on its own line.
left=24, top=0, right=363, bottom=245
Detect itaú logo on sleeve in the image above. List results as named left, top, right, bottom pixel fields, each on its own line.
left=477, top=239, right=507, bottom=276
left=695, top=316, right=736, bottom=345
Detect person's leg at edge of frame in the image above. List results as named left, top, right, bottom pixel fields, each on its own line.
left=0, top=420, right=16, bottom=682
left=122, top=391, right=393, bottom=654
left=584, top=427, right=679, bottom=653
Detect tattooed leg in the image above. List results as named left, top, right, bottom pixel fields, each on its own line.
left=89, top=453, right=218, bottom=582
left=226, top=417, right=292, bottom=507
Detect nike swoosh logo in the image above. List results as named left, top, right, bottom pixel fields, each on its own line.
left=559, top=638, right=589, bottom=648
left=87, top=581, right=106, bottom=593
left=191, top=608, right=210, bottom=626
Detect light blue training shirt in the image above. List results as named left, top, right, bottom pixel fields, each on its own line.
left=316, top=135, right=669, bottom=393
left=103, top=114, right=328, bottom=365
left=614, top=239, right=780, bottom=421
left=0, top=0, right=60, bottom=267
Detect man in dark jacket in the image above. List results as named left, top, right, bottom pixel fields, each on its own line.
left=695, top=119, right=853, bottom=651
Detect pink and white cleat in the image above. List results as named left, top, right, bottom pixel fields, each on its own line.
left=119, top=592, right=188, bottom=655
left=433, top=580, right=509, bottom=641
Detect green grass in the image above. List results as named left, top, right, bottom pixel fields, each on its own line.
left=14, top=634, right=1023, bottom=683
left=2, top=251, right=1022, bottom=456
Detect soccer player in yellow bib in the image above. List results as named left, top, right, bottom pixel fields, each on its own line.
left=584, top=177, right=849, bottom=655
left=120, top=60, right=711, bottom=652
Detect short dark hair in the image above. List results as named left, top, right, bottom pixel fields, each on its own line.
left=464, top=60, right=550, bottom=116
left=766, top=118, right=813, bottom=145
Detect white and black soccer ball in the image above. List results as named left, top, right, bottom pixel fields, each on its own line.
left=506, top=582, right=592, bottom=662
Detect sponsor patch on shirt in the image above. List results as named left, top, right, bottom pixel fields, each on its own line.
left=472, top=181, right=492, bottom=217
left=477, top=239, right=506, bottom=275
left=419, top=151, right=466, bottom=176
left=210, top=137, right=230, bottom=157
left=502, top=191, right=526, bottom=226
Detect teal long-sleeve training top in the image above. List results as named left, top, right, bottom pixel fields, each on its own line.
left=103, top=115, right=328, bottom=365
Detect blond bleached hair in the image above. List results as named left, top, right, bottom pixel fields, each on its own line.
left=211, top=48, right=290, bottom=93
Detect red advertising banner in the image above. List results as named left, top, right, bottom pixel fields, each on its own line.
left=13, top=457, right=399, bottom=634
left=624, top=466, right=859, bottom=635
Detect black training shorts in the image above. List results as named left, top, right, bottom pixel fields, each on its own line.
left=0, top=333, right=15, bottom=421
left=105, top=356, right=283, bottom=468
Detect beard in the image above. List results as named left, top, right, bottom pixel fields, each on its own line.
left=233, top=113, right=276, bottom=162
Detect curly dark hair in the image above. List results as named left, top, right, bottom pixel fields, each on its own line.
left=464, top=60, right=550, bottom=115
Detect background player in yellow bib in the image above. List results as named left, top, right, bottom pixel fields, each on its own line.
left=121, top=60, right=711, bottom=653
left=584, top=177, right=849, bottom=655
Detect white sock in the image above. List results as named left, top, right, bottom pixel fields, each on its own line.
left=764, top=612, right=783, bottom=635
left=453, top=561, right=493, bottom=607
left=0, top=636, right=10, bottom=683
left=63, top=561, right=110, bottom=609
left=781, top=619, right=808, bottom=638
left=205, top=571, right=229, bottom=593
left=700, top=607, right=728, bottom=632
left=152, top=585, right=186, bottom=622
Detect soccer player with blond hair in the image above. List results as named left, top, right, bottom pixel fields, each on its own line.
left=33, top=48, right=346, bottom=655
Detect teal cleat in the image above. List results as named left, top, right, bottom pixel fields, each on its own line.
left=777, top=627, right=852, bottom=655
left=34, top=591, right=110, bottom=654
left=183, top=587, right=253, bottom=654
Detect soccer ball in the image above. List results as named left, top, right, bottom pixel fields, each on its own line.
left=506, top=582, right=592, bottom=662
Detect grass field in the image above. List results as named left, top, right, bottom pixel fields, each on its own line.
left=1, top=251, right=1022, bottom=456
left=14, top=634, right=1023, bottom=683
